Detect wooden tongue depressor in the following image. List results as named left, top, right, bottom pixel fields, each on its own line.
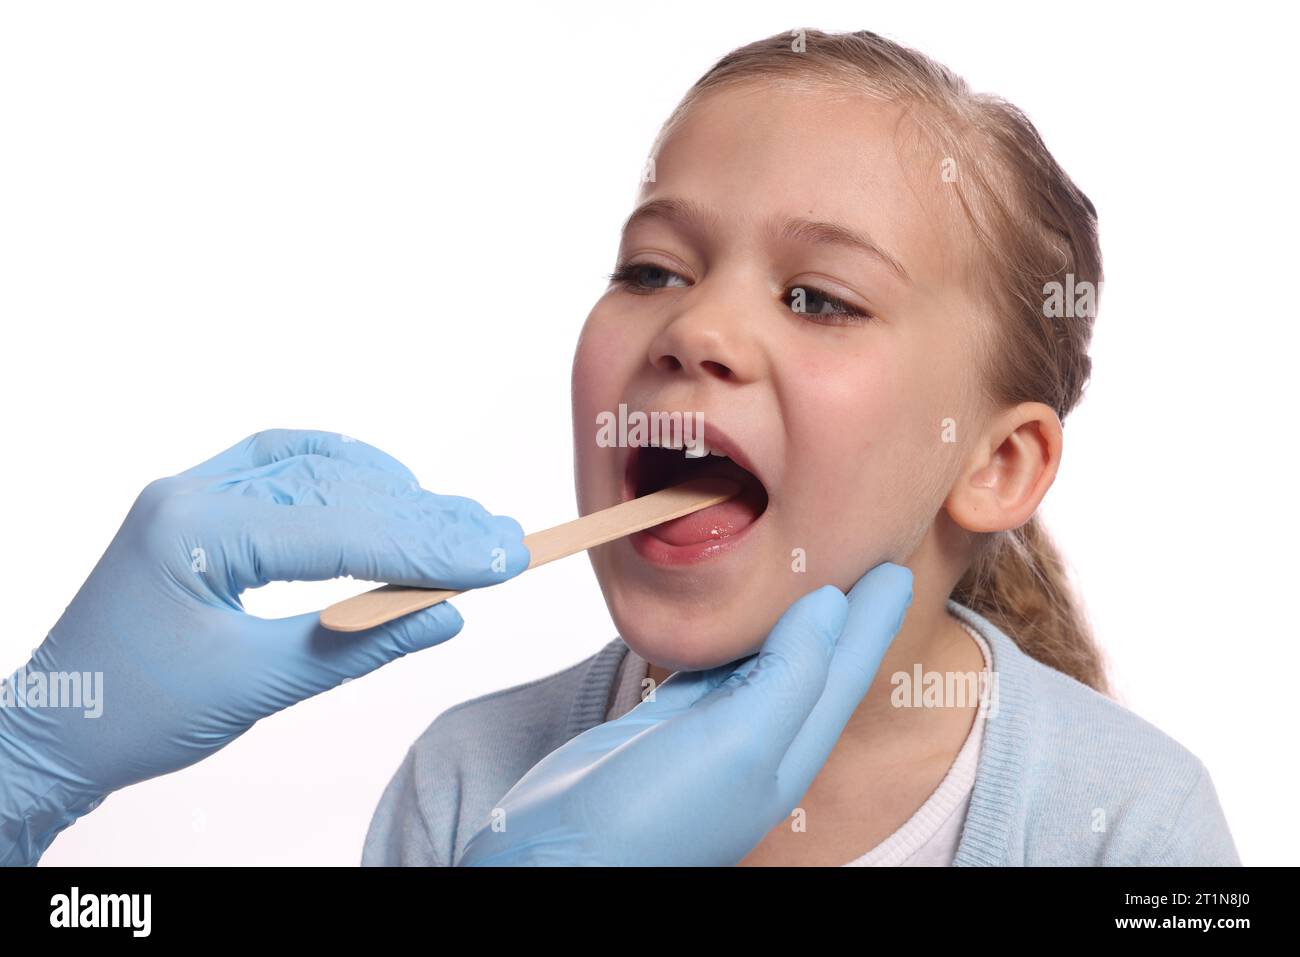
left=318, top=476, right=741, bottom=633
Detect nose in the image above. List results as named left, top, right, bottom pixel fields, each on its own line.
left=646, top=289, right=763, bottom=384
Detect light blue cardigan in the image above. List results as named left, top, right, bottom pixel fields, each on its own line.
left=362, top=599, right=1241, bottom=866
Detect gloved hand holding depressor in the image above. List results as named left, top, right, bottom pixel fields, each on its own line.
left=457, top=561, right=913, bottom=866
left=0, top=429, right=530, bottom=866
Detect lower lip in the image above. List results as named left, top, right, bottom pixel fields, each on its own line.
left=629, top=505, right=765, bottom=566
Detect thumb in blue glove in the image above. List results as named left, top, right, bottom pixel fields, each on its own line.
left=458, top=561, right=913, bottom=866
left=0, top=429, right=530, bottom=865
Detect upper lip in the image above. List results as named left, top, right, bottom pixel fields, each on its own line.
left=620, top=411, right=768, bottom=500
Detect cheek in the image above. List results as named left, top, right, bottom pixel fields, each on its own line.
left=776, top=334, right=956, bottom=571
left=571, top=308, right=644, bottom=509
left=572, top=312, right=628, bottom=410
left=784, top=339, right=906, bottom=486
left=572, top=310, right=645, bottom=442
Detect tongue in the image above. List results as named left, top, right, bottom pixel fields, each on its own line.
left=647, top=496, right=761, bottom=546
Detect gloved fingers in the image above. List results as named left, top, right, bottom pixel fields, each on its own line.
left=210, top=457, right=517, bottom=538
left=691, top=585, right=848, bottom=765
left=246, top=602, right=466, bottom=710
left=777, top=563, right=912, bottom=795
left=210, top=454, right=419, bottom=502
left=205, top=455, right=468, bottom=521
left=170, top=494, right=528, bottom=595
left=620, top=660, right=740, bottom=721
left=180, top=429, right=421, bottom=487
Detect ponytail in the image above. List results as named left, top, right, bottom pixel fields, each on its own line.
left=952, top=517, right=1109, bottom=694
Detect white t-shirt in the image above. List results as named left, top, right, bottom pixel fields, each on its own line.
left=604, top=620, right=993, bottom=866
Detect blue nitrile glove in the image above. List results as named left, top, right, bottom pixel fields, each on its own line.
left=0, top=429, right=529, bottom=866
left=458, top=562, right=913, bottom=866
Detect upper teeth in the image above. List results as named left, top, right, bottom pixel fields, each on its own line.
left=649, top=439, right=727, bottom=459
left=684, top=444, right=726, bottom=459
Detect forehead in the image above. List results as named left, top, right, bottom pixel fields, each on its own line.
left=641, top=80, right=971, bottom=288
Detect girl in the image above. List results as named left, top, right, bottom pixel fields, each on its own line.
left=363, top=28, right=1238, bottom=866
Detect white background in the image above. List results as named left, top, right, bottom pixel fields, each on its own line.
left=1, top=0, right=1295, bottom=865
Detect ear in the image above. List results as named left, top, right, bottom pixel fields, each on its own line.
left=945, top=402, right=1063, bottom=534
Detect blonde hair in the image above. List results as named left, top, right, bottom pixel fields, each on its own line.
left=655, top=28, right=1109, bottom=693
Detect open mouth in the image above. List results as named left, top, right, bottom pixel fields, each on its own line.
left=625, top=440, right=769, bottom=548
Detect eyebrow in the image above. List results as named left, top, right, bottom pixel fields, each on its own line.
left=619, top=196, right=911, bottom=283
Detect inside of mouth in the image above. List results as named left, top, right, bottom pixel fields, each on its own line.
left=631, top=445, right=769, bottom=546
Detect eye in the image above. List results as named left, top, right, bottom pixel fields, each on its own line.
left=608, top=261, right=690, bottom=292
left=784, top=285, right=875, bottom=325
left=608, top=262, right=876, bottom=325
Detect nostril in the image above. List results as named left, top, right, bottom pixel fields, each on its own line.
left=701, top=360, right=733, bottom=380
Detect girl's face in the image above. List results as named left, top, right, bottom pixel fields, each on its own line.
left=571, top=80, right=987, bottom=671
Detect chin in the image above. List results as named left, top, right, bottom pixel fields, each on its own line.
left=606, top=585, right=767, bottom=673
left=621, top=629, right=757, bottom=674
